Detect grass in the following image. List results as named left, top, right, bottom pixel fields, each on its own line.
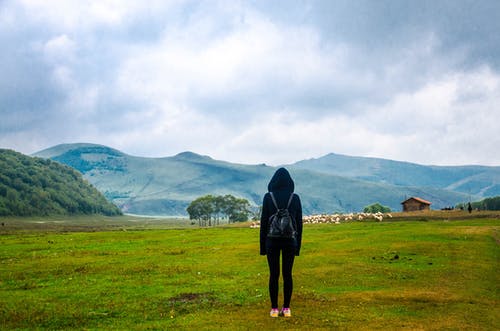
left=0, top=214, right=191, bottom=232
left=0, top=213, right=499, bottom=330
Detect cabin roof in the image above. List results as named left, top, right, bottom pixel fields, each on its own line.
left=401, top=197, right=432, bottom=205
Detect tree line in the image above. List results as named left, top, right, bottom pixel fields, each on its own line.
left=456, top=196, right=500, bottom=211
left=186, top=194, right=252, bottom=226
left=0, top=149, right=122, bottom=216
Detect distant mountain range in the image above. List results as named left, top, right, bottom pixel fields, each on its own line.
left=33, top=143, right=499, bottom=216
left=292, top=153, right=500, bottom=197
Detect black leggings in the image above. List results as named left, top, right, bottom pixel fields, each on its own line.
left=266, top=240, right=295, bottom=309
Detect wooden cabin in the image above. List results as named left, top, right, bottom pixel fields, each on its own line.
left=401, top=197, right=431, bottom=212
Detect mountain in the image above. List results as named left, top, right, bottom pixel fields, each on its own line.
left=35, top=144, right=273, bottom=215
left=0, top=149, right=122, bottom=216
left=33, top=144, right=474, bottom=216
left=291, top=153, right=500, bottom=197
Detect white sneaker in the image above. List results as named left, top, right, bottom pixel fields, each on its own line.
left=270, top=308, right=279, bottom=318
left=280, top=308, right=291, bottom=317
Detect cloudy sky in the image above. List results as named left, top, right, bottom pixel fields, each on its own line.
left=1, top=0, right=499, bottom=166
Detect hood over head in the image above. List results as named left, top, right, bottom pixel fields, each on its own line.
left=267, top=167, right=294, bottom=192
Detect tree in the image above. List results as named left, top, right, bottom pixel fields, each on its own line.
left=226, top=196, right=251, bottom=223
left=186, top=195, right=219, bottom=226
left=363, top=203, right=391, bottom=213
left=456, top=196, right=500, bottom=211
left=186, top=194, right=251, bottom=226
left=483, top=196, right=500, bottom=210
left=213, top=195, right=226, bottom=225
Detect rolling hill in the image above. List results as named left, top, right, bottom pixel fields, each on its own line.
left=291, top=153, right=500, bottom=197
left=0, top=149, right=122, bottom=216
left=33, top=143, right=476, bottom=216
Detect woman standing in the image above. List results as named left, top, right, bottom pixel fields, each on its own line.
left=260, top=168, right=303, bottom=318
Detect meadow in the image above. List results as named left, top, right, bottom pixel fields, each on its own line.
left=0, top=213, right=499, bottom=330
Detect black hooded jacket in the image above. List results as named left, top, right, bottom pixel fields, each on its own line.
left=260, top=168, right=303, bottom=256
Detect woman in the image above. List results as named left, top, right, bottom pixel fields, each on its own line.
left=260, top=168, right=303, bottom=318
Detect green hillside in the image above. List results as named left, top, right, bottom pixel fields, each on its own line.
left=0, top=149, right=121, bottom=216
left=292, top=153, right=500, bottom=197
left=34, top=144, right=472, bottom=216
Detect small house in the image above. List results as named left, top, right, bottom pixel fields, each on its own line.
left=401, top=197, right=431, bottom=212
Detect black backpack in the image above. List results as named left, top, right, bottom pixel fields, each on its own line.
left=267, top=192, right=296, bottom=239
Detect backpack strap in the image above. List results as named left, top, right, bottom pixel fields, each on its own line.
left=269, top=192, right=279, bottom=209
left=286, top=192, right=294, bottom=208
left=269, top=192, right=294, bottom=210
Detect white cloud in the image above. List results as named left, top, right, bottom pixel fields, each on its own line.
left=200, top=66, right=500, bottom=166
left=357, top=66, right=500, bottom=165
left=16, top=0, right=174, bottom=30
left=43, top=34, right=76, bottom=61
left=1, top=1, right=500, bottom=167
left=114, top=11, right=327, bottom=101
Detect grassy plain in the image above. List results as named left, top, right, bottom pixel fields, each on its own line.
left=0, top=213, right=499, bottom=330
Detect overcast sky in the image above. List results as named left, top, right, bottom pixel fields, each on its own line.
left=1, top=0, right=499, bottom=166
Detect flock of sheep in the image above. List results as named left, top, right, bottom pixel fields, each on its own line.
left=250, top=212, right=393, bottom=228
left=302, top=212, right=393, bottom=224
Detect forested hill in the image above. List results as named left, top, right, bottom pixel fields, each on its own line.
left=0, top=149, right=122, bottom=216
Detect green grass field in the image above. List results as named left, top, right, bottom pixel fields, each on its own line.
left=1, top=215, right=499, bottom=330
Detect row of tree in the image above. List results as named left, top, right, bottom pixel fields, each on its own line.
left=186, top=194, right=252, bottom=226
